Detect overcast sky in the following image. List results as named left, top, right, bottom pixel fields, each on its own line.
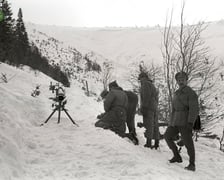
left=8, top=0, right=224, bottom=27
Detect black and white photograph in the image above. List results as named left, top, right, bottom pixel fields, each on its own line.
left=0, top=0, right=224, bottom=179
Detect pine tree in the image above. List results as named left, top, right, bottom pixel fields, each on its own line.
left=14, top=8, right=29, bottom=65
left=0, top=0, right=15, bottom=63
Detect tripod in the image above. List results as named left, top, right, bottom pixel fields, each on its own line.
left=41, top=100, right=78, bottom=126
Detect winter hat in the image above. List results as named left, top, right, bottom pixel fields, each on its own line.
left=138, top=72, right=149, bottom=80
left=109, top=80, right=119, bottom=89
left=175, top=71, right=188, bottom=80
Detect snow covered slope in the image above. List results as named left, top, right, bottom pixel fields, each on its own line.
left=0, top=63, right=223, bottom=180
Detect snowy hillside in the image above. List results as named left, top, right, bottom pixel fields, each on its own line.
left=26, top=23, right=162, bottom=67
left=26, top=21, right=224, bottom=67
left=27, top=27, right=109, bottom=96
left=26, top=22, right=224, bottom=135
left=202, top=20, right=224, bottom=59
left=28, top=28, right=109, bottom=69
left=201, top=66, right=224, bottom=138
left=0, top=63, right=224, bottom=180
left=25, top=21, right=224, bottom=90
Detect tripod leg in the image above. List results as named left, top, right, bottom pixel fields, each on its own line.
left=41, top=108, right=57, bottom=126
left=58, top=106, right=61, bottom=124
left=63, top=108, right=79, bottom=126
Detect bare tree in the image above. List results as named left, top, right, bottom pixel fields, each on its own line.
left=128, top=60, right=162, bottom=91
left=101, top=61, right=113, bottom=90
left=161, top=2, right=219, bottom=123
left=126, top=61, right=141, bottom=92
left=161, top=9, right=177, bottom=117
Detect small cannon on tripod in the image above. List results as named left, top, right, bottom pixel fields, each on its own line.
left=41, top=82, right=78, bottom=126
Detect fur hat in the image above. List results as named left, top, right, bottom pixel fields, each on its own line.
left=138, top=72, right=149, bottom=80
left=175, top=71, right=188, bottom=80
left=109, top=80, right=119, bottom=89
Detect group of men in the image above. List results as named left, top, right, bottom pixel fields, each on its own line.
left=95, top=71, right=199, bottom=172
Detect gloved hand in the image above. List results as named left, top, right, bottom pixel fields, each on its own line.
left=137, top=122, right=144, bottom=128
left=97, top=113, right=105, bottom=119
left=140, top=107, right=148, bottom=116
left=187, top=123, right=194, bottom=130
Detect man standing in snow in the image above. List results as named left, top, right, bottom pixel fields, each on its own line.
left=164, top=71, right=199, bottom=171
left=95, top=81, right=128, bottom=137
left=138, top=72, right=159, bottom=149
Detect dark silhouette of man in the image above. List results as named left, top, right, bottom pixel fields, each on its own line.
left=164, top=71, right=199, bottom=171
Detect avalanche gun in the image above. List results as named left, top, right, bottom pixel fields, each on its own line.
left=41, top=82, right=78, bottom=126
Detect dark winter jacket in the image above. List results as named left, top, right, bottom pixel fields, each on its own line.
left=104, top=88, right=128, bottom=112
left=99, top=87, right=128, bottom=134
left=140, top=77, right=158, bottom=112
left=170, top=85, right=199, bottom=126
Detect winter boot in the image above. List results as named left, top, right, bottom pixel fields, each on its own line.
left=169, top=153, right=183, bottom=163
left=131, top=132, right=139, bottom=145
left=152, top=139, right=159, bottom=150
left=184, top=163, right=196, bottom=171
left=144, top=138, right=152, bottom=148
left=125, top=132, right=139, bottom=145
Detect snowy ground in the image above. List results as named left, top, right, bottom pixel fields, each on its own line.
left=0, top=63, right=224, bottom=180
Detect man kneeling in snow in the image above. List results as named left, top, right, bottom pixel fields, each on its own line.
left=95, top=81, right=138, bottom=145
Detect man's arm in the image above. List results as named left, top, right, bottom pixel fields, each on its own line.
left=104, top=92, right=115, bottom=112
left=188, top=90, right=199, bottom=124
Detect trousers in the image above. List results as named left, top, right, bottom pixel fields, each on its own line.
left=164, top=126, right=195, bottom=164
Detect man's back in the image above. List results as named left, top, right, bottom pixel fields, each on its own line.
left=140, top=79, right=157, bottom=111
left=104, top=88, right=128, bottom=112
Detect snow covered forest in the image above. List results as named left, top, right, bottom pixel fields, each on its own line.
left=0, top=0, right=224, bottom=179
